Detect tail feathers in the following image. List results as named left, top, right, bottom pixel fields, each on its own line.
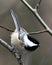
left=10, top=9, right=20, bottom=31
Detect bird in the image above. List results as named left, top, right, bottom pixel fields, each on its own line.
left=10, top=9, right=40, bottom=53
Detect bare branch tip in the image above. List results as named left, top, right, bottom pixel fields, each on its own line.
left=29, top=29, right=47, bottom=35
left=0, top=25, right=14, bottom=32
left=35, top=0, right=42, bottom=9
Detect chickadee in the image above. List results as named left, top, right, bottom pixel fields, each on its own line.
left=10, top=9, right=40, bottom=52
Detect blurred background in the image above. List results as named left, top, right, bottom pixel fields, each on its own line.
left=0, top=0, right=52, bottom=65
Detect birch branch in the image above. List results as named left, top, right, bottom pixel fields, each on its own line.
left=0, top=39, right=23, bottom=65
left=0, top=39, right=14, bottom=51
left=21, top=0, right=52, bottom=35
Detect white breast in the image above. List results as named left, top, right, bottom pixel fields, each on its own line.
left=11, top=31, right=23, bottom=46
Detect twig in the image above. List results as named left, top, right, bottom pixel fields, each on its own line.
left=35, top=0, right=41, bottom=9
left=0, top=25, right=48, bottom=35
left=0, top=39, right=14, bottom=51
left=0, top=25, right=47, bottom=35
left=0, top=25, right=14, bottom=32
left=29, top=29, right=47, bottom=35
left=0, top=39, right=23, bottom=65
left=21, top=0, right=52, bottom=35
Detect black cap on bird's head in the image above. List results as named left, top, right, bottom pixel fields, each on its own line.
left=24, top=34, right=40, bottom=51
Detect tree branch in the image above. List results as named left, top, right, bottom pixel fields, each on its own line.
left=0, top=25, right=13, bottom=32
left=21, top=0, right=52, bottom=35
left=0, top=25, right=47, bottom=35
left=29, top=29, right=47, bottom=35
left=35, top=0, right=41, bottom=9
left=0, top=39, right=14, bottom=51
left=0, top=39, right=23, bottom=65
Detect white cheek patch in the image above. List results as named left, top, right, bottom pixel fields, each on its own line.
left=23, top=34, right=37, bottom=47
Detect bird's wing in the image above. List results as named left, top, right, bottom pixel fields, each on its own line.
left=20, top=27, right=28, bottom=40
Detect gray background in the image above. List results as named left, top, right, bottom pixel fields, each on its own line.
left=0, top=0, right=52, bottom=65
